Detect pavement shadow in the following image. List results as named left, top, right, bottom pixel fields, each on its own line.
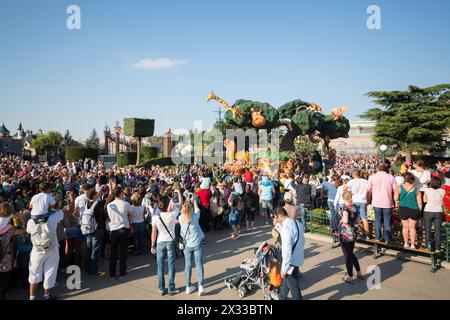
left=302, top=248, right=407, bottom=300
left=8, top=218, right=275, bottom=300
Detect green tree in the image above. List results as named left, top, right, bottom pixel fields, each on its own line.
left=85, top=129, right=101, bottom=151
left=63, top=130, right=75, bottom=147
left=31, top=131, right=64, bottom=156
left=361, top=84, right=450, bottom=163
left=212, top=119, right=226, bottom=136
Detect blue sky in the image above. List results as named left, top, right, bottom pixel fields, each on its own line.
left=0, top=0, right=449, bottom=140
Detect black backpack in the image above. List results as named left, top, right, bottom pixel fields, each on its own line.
left=331, top=204, right=359, bottom=233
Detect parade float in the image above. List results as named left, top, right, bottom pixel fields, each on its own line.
left=206, top=91, right=351, bottom=175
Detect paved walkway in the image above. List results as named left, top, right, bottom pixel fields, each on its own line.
left=8, top=221, right=450, bottom=300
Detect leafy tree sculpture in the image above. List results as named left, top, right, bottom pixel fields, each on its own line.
left=206, top=91, right=350, bottom=154
left=124, top=118, right=155, bottom=166
left=361, top=84, right=450, bottom=163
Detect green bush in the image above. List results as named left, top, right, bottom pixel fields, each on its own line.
left=65, top=147, right=98, bottom=161
left=117, top=152, right=137, bottom=167
left=140, top=157, right=175, bottom=167
left=141, top=147, right=158, bottom=161
left=123, top=118, right=155, bottom=137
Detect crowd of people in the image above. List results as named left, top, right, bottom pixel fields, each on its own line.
left=0, top=154, right=449, bottom=300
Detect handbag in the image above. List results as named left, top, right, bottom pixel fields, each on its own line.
left=178, top=221, right=191, bottom=251
left=338, top=205, right=359, bottom=243
left=269, top=263, right=282, bottom=287
left=158, top=216, right=178, bottom=249
left=338, top=223, right=357, bottom=243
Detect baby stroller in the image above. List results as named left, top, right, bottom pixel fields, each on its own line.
left=224, top=242, right=281, bottom=300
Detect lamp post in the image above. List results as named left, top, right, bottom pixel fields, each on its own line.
left=380, top=144, right=388, bottom=163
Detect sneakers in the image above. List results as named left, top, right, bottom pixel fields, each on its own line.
left=404, top=244, right=410, bottom=249
left=43, top=294, right=57, bottom=301
left=224, top=279, right=234, bottom=290
left=410, top=244, right=416, bottom=249
left=270, top=291, right=280, bottom=300
left=186, top=286, right=196, bottom=295
left=231, top=232, right=241, bottom=240
left=198, top=286, right=205, bottom=296
left=169, top=289, right=181, bottom=296
left=159, top=289, right=166, bottom=296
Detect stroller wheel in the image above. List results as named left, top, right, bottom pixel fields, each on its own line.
left=237, top=287, right=246, bottom=298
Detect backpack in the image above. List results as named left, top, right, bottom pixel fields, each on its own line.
left=80, top=201, right=98, bottom=236
left=30, top=217, right=52, bottom=252
left=236, top=194, right=245, bottom=212
left=338, top=205, right=359, bottom=243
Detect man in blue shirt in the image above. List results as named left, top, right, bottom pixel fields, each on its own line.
left=322, top=176, right=339, bottom=231
left=273, top=207, right=304, bottom=300
left=258, top=175, right=275, bottom=225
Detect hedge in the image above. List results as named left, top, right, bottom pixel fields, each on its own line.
left=141, top=146, right=158, bottom=161
left=123, top=118, right=155, bottom=137
left=117, top=152, right=137, bottom=167
left=65, top=147, right=98, bottom=161
left=140, top=157, right=175, bottom=167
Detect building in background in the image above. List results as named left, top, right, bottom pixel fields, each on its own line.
left=0, top=122, right=36, bottom=157
left=330, top=120, right=377, bottom=155
left=163, top=129, right=175, bottom=157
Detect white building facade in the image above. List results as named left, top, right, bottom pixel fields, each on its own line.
left=330, top=120, right=377, bottom=155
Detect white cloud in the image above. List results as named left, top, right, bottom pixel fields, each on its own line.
left=132, top=58, right=188, bottom=70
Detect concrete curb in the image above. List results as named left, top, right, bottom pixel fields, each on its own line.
left=305, top=232, right=450, bottom=270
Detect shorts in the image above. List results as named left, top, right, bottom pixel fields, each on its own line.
left=28, top=249, right=59, bottom=289
left=398, top=206, right=420, bottom=221
left=261, top=200, right=274, bottom=212
left=77, top=225, right=87, bottom=243
left=229, top=211, right=242, bottom=227
left=64, top=226, right=78, bottom=239
left=354, top=203, right=368, bottom=220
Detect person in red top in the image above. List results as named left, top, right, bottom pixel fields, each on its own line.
left=197, top=188, right=212, bottom=208
left=196, top=188, right=212, bottom=232
left=242, top=169, right=253, bottom=184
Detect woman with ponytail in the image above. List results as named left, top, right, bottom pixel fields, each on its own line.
left=339, top=189, right=364, bottom=284
left=179, top=195, right=205, bottom=296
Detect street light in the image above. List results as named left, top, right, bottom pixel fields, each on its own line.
left=380, top=144, right=388, bottom=163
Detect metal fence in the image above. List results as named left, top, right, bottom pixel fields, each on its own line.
left=304, top=209, right=450, bottom=263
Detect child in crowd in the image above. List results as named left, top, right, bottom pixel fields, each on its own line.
left=29, top=183, right=56, bottom=219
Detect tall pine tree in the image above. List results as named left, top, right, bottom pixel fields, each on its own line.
left=63, top=129, right=75, bottom=147
left=361, top=84, right=450, bottom=162
left=85, top=129, right=101, bottom=151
